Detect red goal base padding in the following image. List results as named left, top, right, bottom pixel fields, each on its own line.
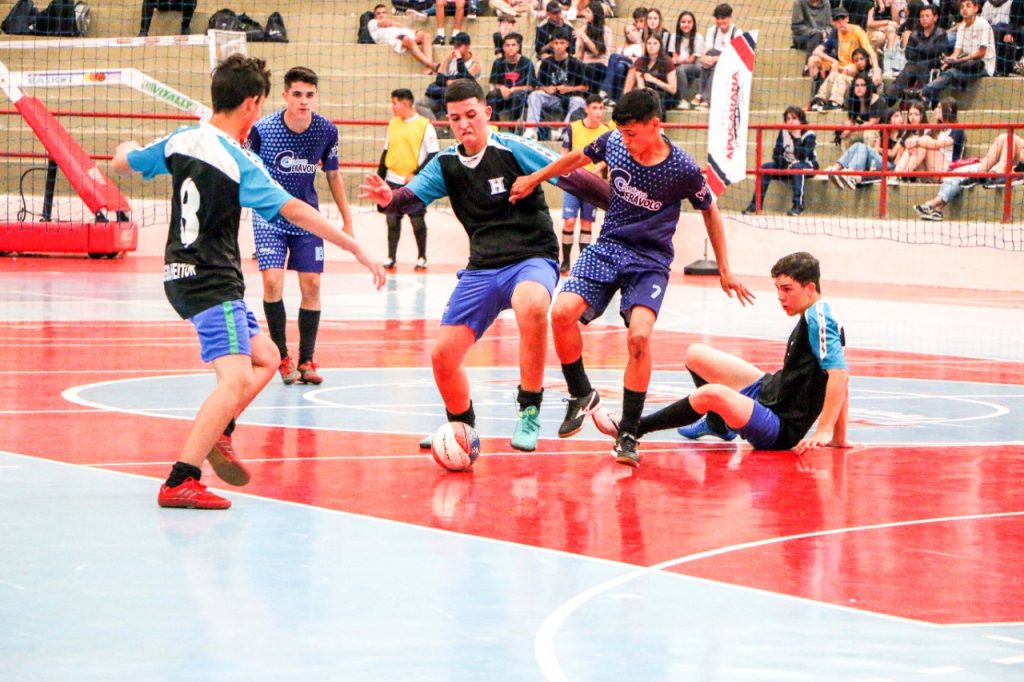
left=0, top=221, right=138, bottom=255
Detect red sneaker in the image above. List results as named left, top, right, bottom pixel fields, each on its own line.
left=206, top=435, right=251, bottom=486
left=158, top=478, right=231, bottom=509
left=297, top=361, right=323, bottom=385
left=279, top=355, right=300, bottom=385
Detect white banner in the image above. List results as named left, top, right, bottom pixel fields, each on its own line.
left=705, top=30, right=758, bottom=199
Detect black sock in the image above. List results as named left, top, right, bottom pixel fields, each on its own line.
left=446, top=402, right=475, bottom=428
left=517, top=385, right=543, bottom=411
left=636, top=397, right=701, bottom=438
left=618, top=388, right=646, bottom=436
left=562, top=358, right=592, bottom=398
left=263, top=299, right=288, bottom=359
left=687, top=367, right=727, bottom=434
left=298, top=308, right=320, bottom=365
left=561, top=241, right=572, bottom=264
left=410, top=214, right=428, bottom=260
left=165, top=461, right=201, bottom=488
left=223, top=418, right=235, bottom=437
left=386, top=215, right=402, bottom=260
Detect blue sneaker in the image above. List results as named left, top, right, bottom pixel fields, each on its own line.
left=677, top=416, right=737, bottom=441
left=511, top=405, right=541, bottom=452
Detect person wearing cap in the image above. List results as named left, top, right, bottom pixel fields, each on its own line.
left=536, top=1, right=576, bottom=57
left=418, top=32, right=482, bottom=122
left=791, top=0, right=833, bottom=55
left=524, top=26, right=589, bottom=140
left=807, top=8, right=881, bottom=85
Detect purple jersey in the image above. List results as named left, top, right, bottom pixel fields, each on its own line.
left=247, top=110, right=339, bottom=233
left=583, top=129, right=713, bottom=268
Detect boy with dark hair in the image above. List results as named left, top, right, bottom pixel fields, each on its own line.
left=360, top=78, right=609, bottom=453
left=510, top=88, right=754, bottom=467
left=523, top=26, right=589, bottom=140
left=378, top=87, right=439, bottom=270
left=247, top=66, right=352, bottom=386
left=486, top=31, right=536, bottom=122
left=635, top=252, right=850, bottom=456
left=558, top=93, right=612, bottom=273
left=112, top=55, right=385, bottom=509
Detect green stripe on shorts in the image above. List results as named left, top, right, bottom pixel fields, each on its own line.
left=222, top=302, right=240, bottom=354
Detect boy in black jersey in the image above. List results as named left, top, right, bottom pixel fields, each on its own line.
left=360, top=78, right=607, bottom=454
left=617, top=252, right=851, bottom=455
left=113, top=55, right=386, bottom=509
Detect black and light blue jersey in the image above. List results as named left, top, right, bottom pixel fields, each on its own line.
left=759, top=299, right=847, bottom=448
left=584, top=130, right=713, bottom=269
left=128, top=123, right=292, bottom=318
left=406, top=132, right=560, bottom=269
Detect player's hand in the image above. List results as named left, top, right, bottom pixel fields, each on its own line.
left=358, top=174, right=393, bottom=207
left=368, top=261, right=388, bottom=290
left=793, top=431, right=854, bottom=455
left=509, top=174, right=539, bottom=204
left=719, top=271, right=756, bottom=306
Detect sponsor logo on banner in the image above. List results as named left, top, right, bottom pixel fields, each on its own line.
left=705, top=31, right=757, bottom=199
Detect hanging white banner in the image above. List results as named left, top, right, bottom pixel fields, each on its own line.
left=705, top=30, right=758, bottom=199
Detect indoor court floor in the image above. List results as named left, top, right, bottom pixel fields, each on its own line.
left=2, top=254, right=1023, bottom=681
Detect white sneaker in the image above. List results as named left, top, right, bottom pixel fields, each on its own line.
left=565, top=7, right=577, bottom=20
left=415, top=257, right=428, bottom=271
left=405, top=8, right=428, bottom=21
left=522, top=127, right=538, bottom=140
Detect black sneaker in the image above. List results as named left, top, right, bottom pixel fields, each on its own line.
left=613, top=432, right=640, bottom=468
left=432, top=35, right=445, bottom=45
left=960, top=177, right=980, bottom=189
left=786, top=204, right=804, bottom=216
left=558, top=389, right=600, bottom=438
left=921, top=208, right=943, bottom=221
left=741, top=201, right=757, bottom=215
left=559, top=261, right=571, bottom=275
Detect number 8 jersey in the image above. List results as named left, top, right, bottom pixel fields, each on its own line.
left=128, top=124, right=292, bottom=319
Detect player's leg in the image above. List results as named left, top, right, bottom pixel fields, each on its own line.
left=506, top=259, right=558, bottom=451
left=611, top=304, right=655, bottom=466
left=431, top=325, right=477, bottom=420
left=410, top=210, right=428, bottom=269
left=679, top=342, right=763, bottom=441
left=289, top=232, right=326, bottom=385
left=385, top=214, right=402, bottom=269
left=255, top=221, right=298, bottom=384
left=577, top=202, right=595, bottom=256
left=550, top=290, right=601, bottom=436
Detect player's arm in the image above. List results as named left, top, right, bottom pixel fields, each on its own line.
left=279, top=199, right=385, bottom=289
left=792, top=368, right=850, bottom=454
left=111, top=141, right=141, bottom=176
left=325, top=170, right=354, bottom=237
left=700, top=202, right=756, bottom=306
left=509, top=149, right=593, bottom=202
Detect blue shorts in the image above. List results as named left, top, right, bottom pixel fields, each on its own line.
left=561, top=241, right=669, bottom=326
left=561, top=192, right=598, bottom=223
left=736, top=377, right=782, bottom=450
left=442, top=258, right=559, bottom=340
left=190, top=300, right=262, bottom=363
left=254, top=219, right=325, bottom=273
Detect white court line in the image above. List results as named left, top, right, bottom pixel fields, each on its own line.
left=533, top=510, right=1024, bottom=682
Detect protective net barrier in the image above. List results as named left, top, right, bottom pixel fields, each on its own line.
left=0, top=0, right=1021, bottom=251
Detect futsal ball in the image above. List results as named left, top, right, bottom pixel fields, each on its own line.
left=431, top=421, right=480, bottom=472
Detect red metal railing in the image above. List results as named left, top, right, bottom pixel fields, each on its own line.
left=1, top=109, right=1018, bottom=222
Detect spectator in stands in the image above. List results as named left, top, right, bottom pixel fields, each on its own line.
left=378, top=88, right=439, bottom=270
left=138, top=0, right=196, bottom=37
left=744, top=106, right=818, bottom=216
left=896, top=97, right=964, bottom=182
left=922, top=0, right=995, bottom=106
left=418, top=32, right=481, bottom=121
left=845, top=0, right=876, bottom=30
left=487, top=31, right=536, bottom=122
left=367, top=4, right=440, bottom=73
left=642, top=7, right=672, bottom=51
left=599, top=21, right=644, bottom=105
left=791, top=0, right=833, bottom=55
left=557, top=94, right=612, bottom=273
left=623, top=33, right=679, bottom=113
left=867, top=0, right=904, bottom=52
left=430, top=0, right=474, bottom=46
left=981, top=0, right=1024, bottom=75
left=492, top=13, right=518, bottom=55
left=808, top=9, right=882, bottom=87
left=691, top=3, right=741, bottom=108
left=810, top=46, right=872, bottom=110
left=820, top=106, right=903, bottom=188
left=488, top=0, right=538, bottom=20
left=574, top=4, right=612, bottom=94
left=915, top=128, right=1024, bottom=220
left=524, top=27, right=589, bottom=140
left=839, top=75, right=885, bottom=149
left=630, top=5, right=648, bottom=34
left=885, top=4, right=948, bottom=104
left=536, top=1, right=575, bottom=57
left=669, top=11, right=705, bottom=108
